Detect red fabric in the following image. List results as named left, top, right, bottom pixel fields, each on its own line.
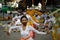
left=30, top=31, right=35, bottom=38
left=33, top=24, right=38, bottom=30
left=30, top=24, right=39, bottom=38
left=33, top=24, right=36, bottom=28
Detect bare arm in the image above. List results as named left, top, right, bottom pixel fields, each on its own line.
left=30, top=26, right=46, bottom=34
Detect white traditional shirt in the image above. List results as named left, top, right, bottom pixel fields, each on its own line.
left=9, top=25, right=46, bottom=38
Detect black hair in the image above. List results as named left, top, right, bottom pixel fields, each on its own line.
left=20, top=15, right=28, bottom=22
left=47, top=16, right=50, bottom=19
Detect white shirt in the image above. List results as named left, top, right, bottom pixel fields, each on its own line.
left=9, top=25, right=46, bottom=38
left=44, top=19, right=52, bottom=28
left=12, top=15, right=23, bottom=25
left=36, top=15, right=41, bottom=20
left=41, top=14, right=48, bottom=20
left=48, top=16, right=56, bottom=24
left=15, top=19, right=21, bottom=25
left=45, top=17, right=56, bottom=24
left=12, top=15, right=18, bottom=21
left=44, top=16, right=56, bottom=28
left=38, top=3, right=42, bottom=10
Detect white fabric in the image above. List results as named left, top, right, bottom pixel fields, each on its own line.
left=41, top=14, right=48, bottom=20
left=12, top=15, right=23, bottom=25
left=44, top=16, right=56, bottom=28
left=36, top=15, right=41, bottom=20
left=44, top=16, right=56, bottom=24
left=15, top=19, right=21, bottom=25
left=0, top=3, right=2, bottom=8
left=12, top=15, right=18, bottom=21
left=9, top=25, right=46, bottom=39
left=44, top=19, right=52, bottom=28
left=38, top=3, right=42, bottom=10
left=48, top=17, right=56, bottom=24
left=7, top=1, right=18, bottom=8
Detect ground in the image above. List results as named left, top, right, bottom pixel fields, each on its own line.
left=0, top=26, right=53, bottom=40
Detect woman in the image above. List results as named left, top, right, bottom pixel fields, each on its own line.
left=7, top=16, right=47, bottom=40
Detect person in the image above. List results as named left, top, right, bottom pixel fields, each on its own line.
left=34, top=13, right=41, bottom=20
left=41, top=12, right=48, bottom=20
left=49, top=15, right=56, bottom=24
left=38, top=2, right=42, bottom=10
left=11, top=15, right=21, bottom=26
left=41, top=11, right=50, bottom=20
left=11, top=10, right=23, bottom=26
left=43, top=16, right=53, bottom=33
left=7, top=0, right=18, bottom=8
left=7, top=16, right=47, bottom=40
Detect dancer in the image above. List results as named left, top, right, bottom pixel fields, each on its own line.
left=7, top=16, right=47, bottom=40
left=23, top=12, right=40, bottom=38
